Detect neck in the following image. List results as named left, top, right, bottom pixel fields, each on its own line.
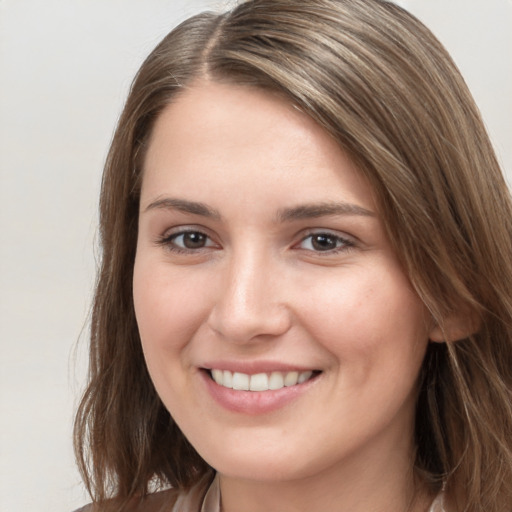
left=218, top=439, right=433, bottom=512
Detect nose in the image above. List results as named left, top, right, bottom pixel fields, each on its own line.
left=207, top=250, right=292, bottom=344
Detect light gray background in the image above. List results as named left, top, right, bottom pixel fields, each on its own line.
left=0, top=1, right=510, bottom=511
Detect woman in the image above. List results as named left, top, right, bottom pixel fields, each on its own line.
left=74, top=1, right=512, bottom=511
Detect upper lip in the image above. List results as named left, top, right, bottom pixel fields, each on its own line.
left=201, top=360, right=320, bottom=374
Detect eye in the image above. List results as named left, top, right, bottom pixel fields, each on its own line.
left=172, top=231, right=210, bottom=249
left=298, top=232, right=354, bottom=253
left=157, top=229, right=217, bottom=253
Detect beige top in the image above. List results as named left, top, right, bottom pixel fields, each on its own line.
left=172, top=474, right=445, bottom=512
left=75, top=474, right=444, bottom=511
left=428, top=492, right=446, bottom=512
left=171, top=473, right=221, bottom=512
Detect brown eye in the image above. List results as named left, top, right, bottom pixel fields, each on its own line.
left=298, top=232, right=354, bottom=253
left=163, top=231, right=215, bottom=251
left=180, top=232, right=207, bottom=249
left=311, top=234, right=338, bottom=251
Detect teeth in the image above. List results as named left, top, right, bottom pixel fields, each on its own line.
left=284, top=371, right=299, bottom=386
left=249, top=373, right=268, bottom=391
left=232, top=372, right=250, bottom=390
left=223, top=370, right=233, bottom=388
left=269, top=371, right=284, bottom=390
left=298, top=370, right=313, bottom=383
left=210, top=369, right=315, bottom=391
left=212, top=369, right=223, bottom=384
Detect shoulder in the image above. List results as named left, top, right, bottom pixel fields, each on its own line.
left=73, top=488, right=180, bottom=512
left=132, top=488, right=180, bottom=512
left=73, top=505, right=95, bottom=512
left=73, top=472, right=215, bottom=512
left=73, top=505, right=94, bottom=512
left=133, top=488, right=181, bottom=511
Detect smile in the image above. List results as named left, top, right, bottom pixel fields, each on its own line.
left=209, top=369, right=318, bottom=391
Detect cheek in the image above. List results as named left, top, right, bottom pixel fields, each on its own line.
left=132, top=257, right=212, bottom=356
left=132, top=257, right=216, bottom=416
left=297, top=266, right=429, bottom=376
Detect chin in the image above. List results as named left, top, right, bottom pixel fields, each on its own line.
left=195, top=440, right=327, bottom=483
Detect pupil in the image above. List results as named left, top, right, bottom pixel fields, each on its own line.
left=184, top=232, right=206, bottom=249
left=312, top=234, right=336, bottom=251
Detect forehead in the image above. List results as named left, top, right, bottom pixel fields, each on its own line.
left=146, top=80, right=332, bottom=166
left=141, top=80, right=376, bottom=214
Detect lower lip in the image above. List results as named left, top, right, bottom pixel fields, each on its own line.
left=200, top=370, right=319, bottom=415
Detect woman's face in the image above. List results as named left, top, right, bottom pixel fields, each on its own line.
left=133, top=81, right=434, bottom=483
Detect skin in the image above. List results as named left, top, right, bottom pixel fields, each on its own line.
left=133, top=81, right=437, bottom=512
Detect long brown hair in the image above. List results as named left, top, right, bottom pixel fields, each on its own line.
left=74, top=1, right=512, bottom=510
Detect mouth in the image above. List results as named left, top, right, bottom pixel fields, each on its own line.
left=206, top=368, right=321, bottom=392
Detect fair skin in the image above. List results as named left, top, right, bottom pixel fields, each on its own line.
left=133, top=81, right=436, bottom=512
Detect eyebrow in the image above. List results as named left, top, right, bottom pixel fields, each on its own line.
left=143, top=197, right=375, bottom=222
left=276, top=202, right=375, bottom=222
left=143, top=197, right=222, bottom=219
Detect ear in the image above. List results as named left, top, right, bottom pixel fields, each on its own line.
left=429, top=311, right=481, bottom=343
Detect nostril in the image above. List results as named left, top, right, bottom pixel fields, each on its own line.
left=206, top=305, right=292, bottom=344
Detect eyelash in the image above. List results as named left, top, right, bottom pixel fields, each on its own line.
left=155, top=229, right=355, bottom=255
left=296, top=231, right=355, bottom=254
left=156, top=229, right=217, bottom=254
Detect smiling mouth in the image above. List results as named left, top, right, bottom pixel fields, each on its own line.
left=207, top=369, right=321, bottom=392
